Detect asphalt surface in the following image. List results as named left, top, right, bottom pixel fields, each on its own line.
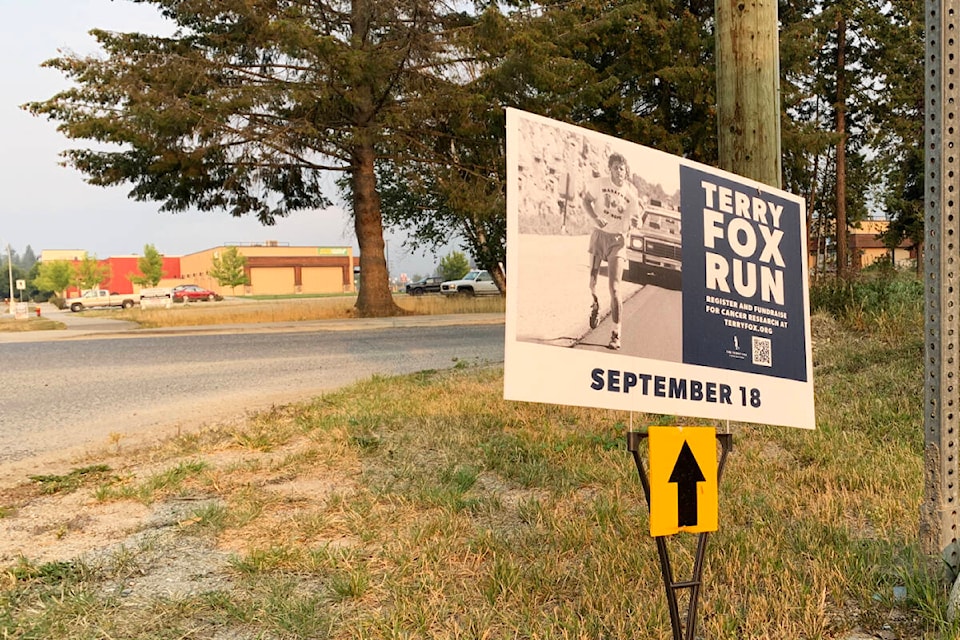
left=0, top=304, right=506, bottom=486
left=576, top=284, right=682, bottom=358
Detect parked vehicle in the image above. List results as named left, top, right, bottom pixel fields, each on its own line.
left=439, top=270, right=500, bottom=296
left=625, top=200, right=682, bottom=289
left=65, top=289, right=137, bottom=312
left=172, top=284, right=219, bottom=302
left=405, top=276, right=444, bottom=295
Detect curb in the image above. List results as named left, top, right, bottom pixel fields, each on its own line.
left=0, top=312, right=506, bottom=344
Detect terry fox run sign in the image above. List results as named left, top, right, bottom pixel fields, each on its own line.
left=503, top=109, right=814, bottom=429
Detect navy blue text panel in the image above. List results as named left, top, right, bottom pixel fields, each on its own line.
left=680, top=166, right=808, bottom=382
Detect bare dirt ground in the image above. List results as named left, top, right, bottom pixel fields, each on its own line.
left=0, top=394, right=355, bottom=576
left=0, top=421, right=226, bottom=565
left=0, top=406, right=361, bottom=609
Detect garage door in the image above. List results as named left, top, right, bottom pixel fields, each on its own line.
left=249, top=267, right=295, bottom=295
left=301, top=267, right=344, bottom=294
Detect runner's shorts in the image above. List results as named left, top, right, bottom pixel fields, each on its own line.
left=589, top=228, right=626, bottom=261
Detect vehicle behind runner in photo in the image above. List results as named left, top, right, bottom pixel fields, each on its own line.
left=625, top=200, right=682, bottom=289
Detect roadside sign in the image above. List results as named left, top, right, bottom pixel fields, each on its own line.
left=139, top=287, right=173, bottom=309
left=648, top=426, right=718, bottom=537
left=15, top=279, right=25, bottom=290
left=503, top=108, right=815, bottom=429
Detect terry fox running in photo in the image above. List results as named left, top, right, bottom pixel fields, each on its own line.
left=582, top=152, right=640, bottom=350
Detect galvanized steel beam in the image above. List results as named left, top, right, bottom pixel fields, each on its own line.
left=923, top=0, right=960, bottom=581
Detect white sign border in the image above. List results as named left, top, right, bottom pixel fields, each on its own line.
left=503, top=108, right=815, bottom=429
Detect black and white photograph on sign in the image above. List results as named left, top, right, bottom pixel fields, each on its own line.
left=504, top=109, right=815, bottom=430
left=512, top=114, right=684, bottom=362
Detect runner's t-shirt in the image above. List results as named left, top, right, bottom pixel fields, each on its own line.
left=588, top=177, right=639, bottom=236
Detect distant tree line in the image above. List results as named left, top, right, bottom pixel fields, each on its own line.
left=22, top=0, right=924, bottom=316
left=0, top=245, right=40, bottom=301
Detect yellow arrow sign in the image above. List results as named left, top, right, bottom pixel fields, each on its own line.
left=648, top=426, right=719, bottom=537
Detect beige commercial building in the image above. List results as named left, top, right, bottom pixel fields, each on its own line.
left=176, top=244, right=358, bottom=296
left=848, top=220, right=915, bottom=270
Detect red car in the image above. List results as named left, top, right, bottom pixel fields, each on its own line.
left=172, top=284, right=219, bottom=302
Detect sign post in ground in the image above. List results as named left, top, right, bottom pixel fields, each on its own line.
left=628, top=430, right=734, bottom=640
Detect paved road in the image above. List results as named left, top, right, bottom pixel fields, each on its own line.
left=0, top=319, right=504, bottom=480
left=576, top=284, right=682, bottom=360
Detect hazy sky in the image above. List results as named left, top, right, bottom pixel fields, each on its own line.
left=2, top=0, right=452, bottom=278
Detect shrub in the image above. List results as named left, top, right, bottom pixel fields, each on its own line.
left=810, top=268, right=922, bottom=337
left=48, top=295, right=66, bottom=310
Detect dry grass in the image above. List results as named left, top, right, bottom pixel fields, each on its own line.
left=0, top=317, right=65, bottom=332
left=0, top=308, right=951, bottom=639
left=109, top=294, right=505, bottom=328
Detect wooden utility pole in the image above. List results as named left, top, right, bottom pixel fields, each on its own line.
left=923, top=0, right=960, bottom=585
left=715, top=0, right=781, bottom=189
left=834, top=15, right=849, bottom=281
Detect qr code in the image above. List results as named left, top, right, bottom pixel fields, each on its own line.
left=752, top=336, right=772, bottom=367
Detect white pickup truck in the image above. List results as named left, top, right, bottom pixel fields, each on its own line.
left=65, top=289, right=138, bottom=312
left=439, top=270, right=501, bottom=296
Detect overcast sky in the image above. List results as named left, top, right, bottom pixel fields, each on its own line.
left=1, top=0, right=452, bottom=279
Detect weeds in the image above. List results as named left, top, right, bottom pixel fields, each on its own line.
left=810, top=266, right=923, bottom=340
left=29, top=464, right=112, bottom=495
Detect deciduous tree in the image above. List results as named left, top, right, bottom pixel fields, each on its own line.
left=33, top=261, right=74, bottom=298
left=209, top=246, right=250, bottom=294
left=131, top=243, right=165, bottom=287
left=74, top=256, right=111, bottom=292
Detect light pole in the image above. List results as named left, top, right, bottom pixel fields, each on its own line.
left=4, top=242, right=13, bottom=315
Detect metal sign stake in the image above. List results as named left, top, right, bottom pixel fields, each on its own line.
left=627, top=431, right=734, bottom=640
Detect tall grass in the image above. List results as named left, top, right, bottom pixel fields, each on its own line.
left=810, top=265, right=923, bottom=339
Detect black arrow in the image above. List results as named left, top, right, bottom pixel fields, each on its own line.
left=669, top=441, right=706, bottom=527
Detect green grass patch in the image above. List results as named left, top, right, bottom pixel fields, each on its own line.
left=29, top=464, right=113, bottom=495
left=95, top=460, right=209, bottom=503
